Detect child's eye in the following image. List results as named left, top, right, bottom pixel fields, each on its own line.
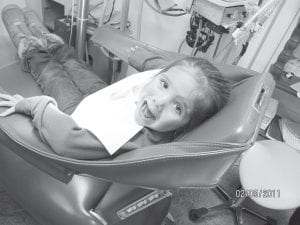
left=160, top=79, right=169, bottom=89
left=175, top=104, right=182, bottom=115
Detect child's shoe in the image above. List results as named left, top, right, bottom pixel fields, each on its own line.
left=17, top=36, right=46, bottom=60
left=43, top=33, right=65, bottom=49
left=23, top=8, right=64, bottom=49
left=1, top=4, right=33, bottom=47
left=23, top=8, right=49, bottom=39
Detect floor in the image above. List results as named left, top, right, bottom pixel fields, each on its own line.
left=0, top=35, right=295, bottom=225
left=0, top=182, right=38, bottom=225
left=170, top=163, right=294, bottom=225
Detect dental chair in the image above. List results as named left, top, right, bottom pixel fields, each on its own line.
left=0, top=26, right=274, bottom=225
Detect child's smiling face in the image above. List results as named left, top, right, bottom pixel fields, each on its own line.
left=134, top=66, right=200, bottom=132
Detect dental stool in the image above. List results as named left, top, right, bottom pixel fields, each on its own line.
left=189, top=140, right=300, bottom=225
left=0, top=26, right=275, bottom=225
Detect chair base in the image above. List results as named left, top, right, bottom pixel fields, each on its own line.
left=188, top=186, right=277, bottom=225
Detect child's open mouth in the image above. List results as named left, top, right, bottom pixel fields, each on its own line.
left=141, top=101, right=156, bottom=120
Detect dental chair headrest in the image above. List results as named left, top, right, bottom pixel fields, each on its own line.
left=179, top=67, right=273, bottom=144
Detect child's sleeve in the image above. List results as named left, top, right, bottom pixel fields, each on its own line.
left=15, top=96, right=110, bottom=159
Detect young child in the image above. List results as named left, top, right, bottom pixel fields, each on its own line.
left=0, top=5, right=230, bottom=159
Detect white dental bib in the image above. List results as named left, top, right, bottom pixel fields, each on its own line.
left=71, top=69, right=161, bottom=154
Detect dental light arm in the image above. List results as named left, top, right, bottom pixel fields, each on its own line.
left=232, top=0, right=281, bottom=44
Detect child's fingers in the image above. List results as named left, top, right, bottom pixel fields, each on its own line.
left=0, top=107, right=15, bottom=117
left=0, top=93, right=15, bottom=101
left=0, top=101, right=14, bottom=107
left=13, top=94, right=24, bottom=100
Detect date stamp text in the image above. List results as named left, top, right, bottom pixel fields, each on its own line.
left=236, top=189, right=280, bottom=198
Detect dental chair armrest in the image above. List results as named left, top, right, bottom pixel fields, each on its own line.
left=0, top=90, right=246, bottom=189
left=91, top=26, right=183, bottom=68
left=0, top=108, right=75, bottom=183
left=0, top=106, right=248, bottom=189
left=91, top=26, right=258, bottom=83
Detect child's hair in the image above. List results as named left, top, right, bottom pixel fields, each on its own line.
left=160, top=57, right=230, bottom=133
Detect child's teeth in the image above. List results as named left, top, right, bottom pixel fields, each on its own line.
left=145, top=106, right=155, bottom=119
left=142, top=101, right=155, bottom=119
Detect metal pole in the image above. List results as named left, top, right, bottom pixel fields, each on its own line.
left=120, top=0, right=130, bottom=32
left=76, top=0, right=89, bottom=59
left=136, top=0, right=144, bottom=40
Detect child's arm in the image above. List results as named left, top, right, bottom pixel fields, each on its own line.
left=1, top=94, right=110, bottom=159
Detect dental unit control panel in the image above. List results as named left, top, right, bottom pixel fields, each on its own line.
left=185, top=0, right=247, bottom=56
left=191, top=0, right=247, bottom=27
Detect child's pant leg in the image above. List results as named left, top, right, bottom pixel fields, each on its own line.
left=23, top=8, right=49, bottom=39
left=24, top=50, right=52, bottom=77
left=39, top=61, right=84, bottom=114
left=50, top=44, right=108, bottom=96
left=62, top=58, right=107, bottom=96
left=25, top=50, right=84, bottom=115
left=1, top=4, right=33, bottom=47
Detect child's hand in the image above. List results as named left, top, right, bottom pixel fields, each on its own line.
left=0, top=93, right=24, bottom=117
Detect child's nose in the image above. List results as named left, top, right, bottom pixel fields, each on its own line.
left=152, top=96, right=168, bottom=111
